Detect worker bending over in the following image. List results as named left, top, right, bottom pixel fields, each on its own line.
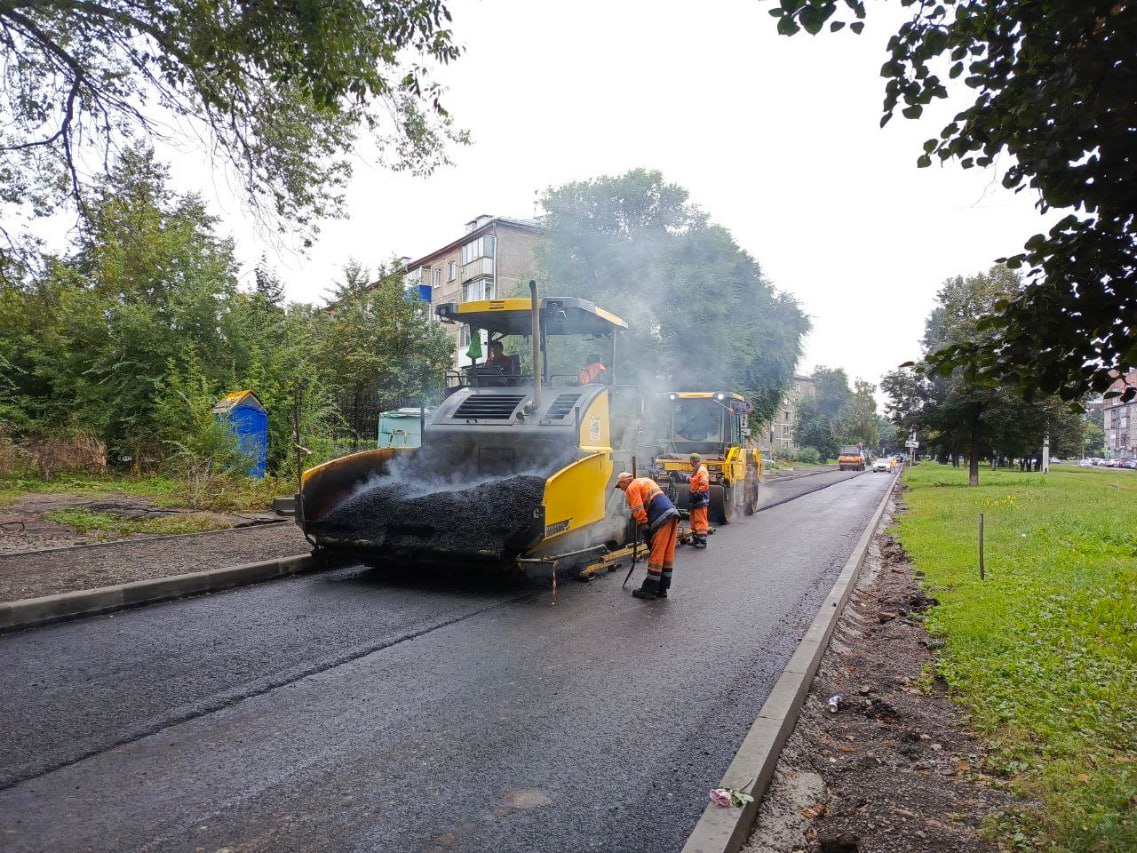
left=688, top=452, right=710, bottom=549
left=615, top=472, right=680, bottom=600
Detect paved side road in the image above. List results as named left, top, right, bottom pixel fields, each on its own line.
left=0, top=471, right=885, bottom=853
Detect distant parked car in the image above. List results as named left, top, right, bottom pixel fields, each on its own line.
left=1079, top=459, right=1093, bottom=467
left=872, top=457, right=893, bottom=473
left=1122, top=459, right=1137, bottom=470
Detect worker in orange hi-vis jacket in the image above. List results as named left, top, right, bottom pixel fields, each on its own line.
left=688, top=452, right=710, bottom=549
left=615, top=472, right=680, bottom=600
left=577, top=354, right=607, bottom=385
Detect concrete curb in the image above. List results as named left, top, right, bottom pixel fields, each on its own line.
left=0, top=552, right=318, bottom=634
left=681, top=470, right=899, bottom=853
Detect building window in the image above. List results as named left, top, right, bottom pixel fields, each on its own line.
left=459, top=325, right=470, bottom=348
left=462, top=279, right=496, bottom=302
left=461, top=235, right=495, bottom=265
left=433, top=268, right=442, bottom=287
left=448, top=261, right=457, bottom=281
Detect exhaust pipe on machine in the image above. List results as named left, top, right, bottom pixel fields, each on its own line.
left=529, top=279, right=542, bottom=413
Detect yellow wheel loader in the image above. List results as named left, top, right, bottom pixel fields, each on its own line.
left=296, top=283, right=645, bottom=573
left=649, top=391, right=763, bottom=525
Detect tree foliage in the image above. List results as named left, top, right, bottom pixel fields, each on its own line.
left=0, top=146, right=452, bottom=478
left=769, top=0, right=1137, bottom=403
left=881, top=266, right=1085, bottom=484
left=0, top=0, right=466, bottom=279
left=536, top=169, right=811, bottom=424
left=792, top=366, right=880, bottom=458
left=319, top=260, right=454, bottom=445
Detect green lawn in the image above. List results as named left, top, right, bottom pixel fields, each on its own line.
left=896, top=464, right=1137, bottom=851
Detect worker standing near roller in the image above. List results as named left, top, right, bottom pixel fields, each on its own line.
left=688, top=452, right=710, bottom=549
left=615, top=472, right=680, bottom=600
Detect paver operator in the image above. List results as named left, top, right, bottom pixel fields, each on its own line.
left=688, top=452, right=710, bottom=549
left=615, top=472, right=680, bottom=600
left=577, top=354, right=607, bottom=385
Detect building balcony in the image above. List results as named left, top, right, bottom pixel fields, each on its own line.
left=461, top=257, right=493, bottom=281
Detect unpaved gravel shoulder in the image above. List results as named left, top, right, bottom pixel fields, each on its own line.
left=0, top=522, right=311, bottom=602
left=744, top=493, right=1014, bottom=853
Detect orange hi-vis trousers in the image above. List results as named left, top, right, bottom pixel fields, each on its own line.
left=646, top=517, right=678, bottom=594
left=690, top=505, right=709, bottom=536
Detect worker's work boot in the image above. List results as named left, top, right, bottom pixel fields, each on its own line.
left=633, top=577, right=660, bottom=600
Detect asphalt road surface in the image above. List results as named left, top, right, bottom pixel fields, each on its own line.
left=0, top=469, right=890, bottom=853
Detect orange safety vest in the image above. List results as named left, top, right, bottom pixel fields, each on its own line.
left=623, top=477, right=664, bottom=526
left=578, top=362, right=607, bottom=384
left=690, top=463, right=709, bottom=495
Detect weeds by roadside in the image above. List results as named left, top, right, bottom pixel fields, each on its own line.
left=43, top=508, right=232, bottom=540
left=897, top=464, right=1137, bottom=850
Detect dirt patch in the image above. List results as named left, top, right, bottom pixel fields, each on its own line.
left=0, top=492, right=278, bottom=556
left=0, top=520, right=311, bottom=602
left=745, top=497, right=1013, bottom=853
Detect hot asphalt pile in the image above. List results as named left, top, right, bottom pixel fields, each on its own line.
left=319, top=474, right=547, bottom=560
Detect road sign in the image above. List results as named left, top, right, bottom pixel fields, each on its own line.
left=905, top=439, right=919, bottom=449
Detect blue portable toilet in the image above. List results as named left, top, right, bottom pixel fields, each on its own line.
left=377, top=407, right=430, bottom=448
left=213, top=390, right=268, bottom=478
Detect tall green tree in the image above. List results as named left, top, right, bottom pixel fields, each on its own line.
left=839, top=379, right=880, bottom=449
left=793, top=367, right=879, bottom=457
left=769, top=0, right=1137, bottom=403
left=885, top=265, right=1085, bottom=482
left=0, top=0, right=467, bottom=279
left=314, top=260, right=454, bottom=448
left=537, top=169, right=810, bottom=423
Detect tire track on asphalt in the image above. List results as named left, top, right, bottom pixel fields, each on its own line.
left=0, top=590, right=534, bottom=791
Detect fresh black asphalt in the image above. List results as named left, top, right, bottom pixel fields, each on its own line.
left=0, top=469, right=890, bottom=852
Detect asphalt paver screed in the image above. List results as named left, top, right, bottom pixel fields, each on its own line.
left=319, top=474, right=548, bottom=561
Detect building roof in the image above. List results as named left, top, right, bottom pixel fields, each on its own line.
left=403, top=215, right=542, bottom=271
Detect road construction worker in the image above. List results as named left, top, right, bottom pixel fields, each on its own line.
left=615, top=472, right=680, bottom=600
left=577, top=354, right=607, bottom=385
left=485, top=340, right=510, bottom=369
left=688, top=452, right=710, bottom=548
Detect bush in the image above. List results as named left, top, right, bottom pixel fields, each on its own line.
left=28, top=430, right=107, bottom=479
left=795, top=447, right=821, bottom=464
left=0, top=427, right=28, bottom=476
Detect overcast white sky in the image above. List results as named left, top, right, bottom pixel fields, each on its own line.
left=198, top=0, right=1055, bottom=393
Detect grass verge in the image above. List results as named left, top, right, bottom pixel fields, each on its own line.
left=896, top=464, right=1137, bottom=851
left=0, top=472, right=289, bottom=511
left=44, top=508, right=233, bottom=540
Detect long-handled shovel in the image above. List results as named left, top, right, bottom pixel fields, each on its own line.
left=622, top=457, right=640, bottom=588
left=622, top=534, right=640, bottom=588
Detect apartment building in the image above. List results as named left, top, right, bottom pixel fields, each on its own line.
left=766, top=374, right=815, bottom=455
left=1103, top=369, right=1137, bottom=460
left=404, top=214, right=542, bottom=367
